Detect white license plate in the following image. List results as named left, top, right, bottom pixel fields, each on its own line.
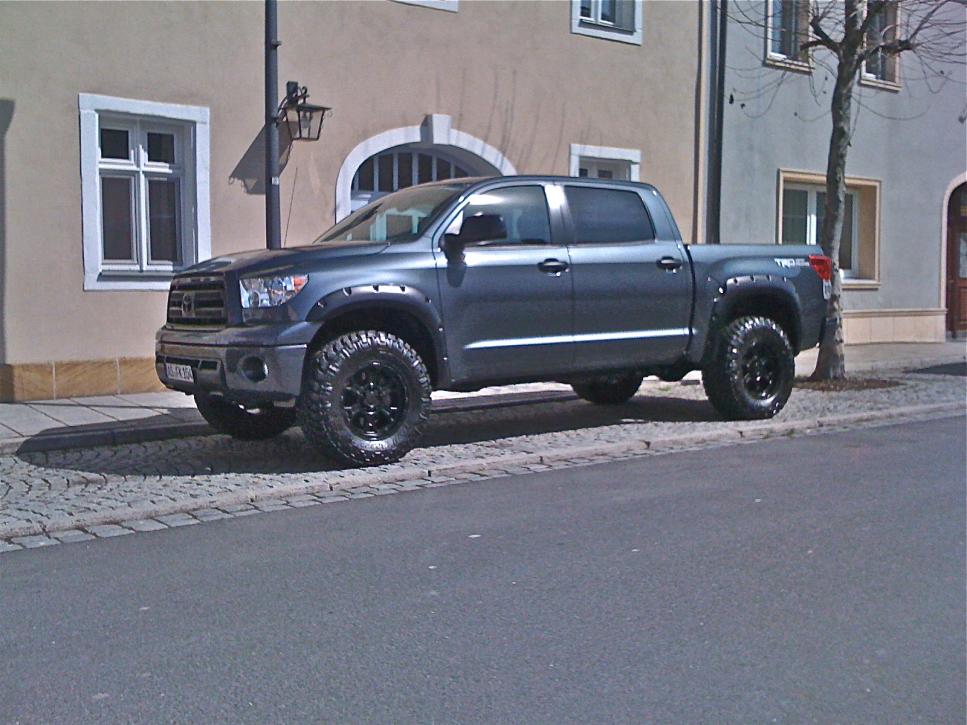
left=823, top=279, right=832, bottom=300
left=165, top=363, right=194, bottom=384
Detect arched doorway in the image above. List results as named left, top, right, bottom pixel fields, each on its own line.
left=334, top=114, right=516, bottom=221
left=349, top=143, right=498, bottom=213
left=946, top=181, right=967, bottom=337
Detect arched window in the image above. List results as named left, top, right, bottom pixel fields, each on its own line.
left=350, top=145, right=478, bottom=212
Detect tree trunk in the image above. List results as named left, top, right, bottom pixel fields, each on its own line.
left=811, top=56, right=858, bottom=381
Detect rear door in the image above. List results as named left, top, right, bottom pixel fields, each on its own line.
left=435, top=183, right=575, bottom=383
left=562, top=183, right=692, bottom=369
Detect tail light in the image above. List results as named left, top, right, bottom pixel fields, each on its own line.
left=808, top=254, right=832, bottom=281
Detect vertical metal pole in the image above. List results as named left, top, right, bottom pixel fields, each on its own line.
left=707, top=0, right=727, bottom=245
left=265, top=0, right=282, bottom=250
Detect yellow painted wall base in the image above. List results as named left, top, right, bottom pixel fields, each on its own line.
left=842, top=308, right=947, bottom=344
left=0, top=357, right=165, bottom=402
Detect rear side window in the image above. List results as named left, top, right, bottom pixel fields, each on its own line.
left=564, top=186, right=655, bottom=243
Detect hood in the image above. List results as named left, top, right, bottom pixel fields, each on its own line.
left=181, top=239, right=390, bottom=276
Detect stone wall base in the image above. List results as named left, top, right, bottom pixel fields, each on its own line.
left=843, top=308, right=946, bottom=344
left=0, top=357, right=164, bottom=402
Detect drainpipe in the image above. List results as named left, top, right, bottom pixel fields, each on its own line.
left=265, top=0, right=282, bottom=250
left=707, top=0, right=728, bottom=244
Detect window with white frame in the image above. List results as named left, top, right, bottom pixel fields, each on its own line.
left=577, top=158, right=631, bottom=181
left=572, top=0, right=642, bottom=45
left=79, top=94, right=210, bottom=291
left=569, top=144, right=641, bottom=183
left=351, top=146, right=471, bottom=212
left=767, top=0, right=809, bottom=63
left=864, top=0, right=899, bottom=83
left=782, top=185, right=859, bottom=276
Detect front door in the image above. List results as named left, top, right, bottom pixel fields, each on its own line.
left=562, top=183, right=693, bottom=369
left=436, top=184, right=575, bottom=383
left=946, top=183, right=967, bottom=336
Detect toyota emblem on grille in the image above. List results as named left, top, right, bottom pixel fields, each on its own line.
left=181, top=292, right=195, bottom=316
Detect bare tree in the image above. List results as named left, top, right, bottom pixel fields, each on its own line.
left=726, top=0, right=966, bottom=379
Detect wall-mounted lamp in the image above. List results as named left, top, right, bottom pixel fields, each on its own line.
left=277, top=80, right=331, bottom=141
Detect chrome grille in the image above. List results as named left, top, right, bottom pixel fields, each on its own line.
left=167, top=275, right=227, bottom=327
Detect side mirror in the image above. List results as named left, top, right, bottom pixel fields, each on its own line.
left=442, top=233, right=465, bottom=263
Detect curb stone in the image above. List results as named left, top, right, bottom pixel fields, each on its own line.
left=0, top=400, right=962, bottom=546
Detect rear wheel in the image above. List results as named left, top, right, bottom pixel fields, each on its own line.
left=702, top=315, right=794, bottom=420
left=571, top=372, right=644, bottom=405
left=298, top=330, right=432, bottom=467
left=194, top=394, right=296, bottom=440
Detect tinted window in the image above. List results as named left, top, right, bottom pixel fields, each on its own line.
left=564, top=186, right=655, bottom=243
left=448, top=186, right=551, bottom=245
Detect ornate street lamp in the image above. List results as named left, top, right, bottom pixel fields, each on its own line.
left=278, top=81, right=331, bottom=142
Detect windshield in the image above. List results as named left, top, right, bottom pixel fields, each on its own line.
left=313, top=184, right=469, bottom=245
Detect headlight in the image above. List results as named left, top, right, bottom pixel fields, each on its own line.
left=239, top=274, right=309, bottom=309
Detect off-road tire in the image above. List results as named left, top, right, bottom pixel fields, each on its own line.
left=298, top=330, right=432, bottom=467
left=194, top=394, right=296, bottom=440
left=702, top=315, right=795, bottom=420
left=572, top=372, right=644, bottom=405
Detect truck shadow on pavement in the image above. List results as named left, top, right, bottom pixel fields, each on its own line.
left=14, top=394, right=718, bottom=478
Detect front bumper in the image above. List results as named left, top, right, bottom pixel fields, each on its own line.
left=156, top=327, right=309, bottom=403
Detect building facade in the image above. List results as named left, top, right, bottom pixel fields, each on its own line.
left=715, top=0, right=966, bottom=344
left=0, top=0, right=708, bottom=400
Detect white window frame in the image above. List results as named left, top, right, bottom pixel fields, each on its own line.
left=350, top=146, right=471, bottom=212
left=765, top=0, right=810, bottom=67
left=569, top=144, right=641, bottom=182
left=781, top=184, right=860, bottom=277
left=861, top=0, right=901, bottom=87
left=571, top=0, right=643, bottom=45
left=392, top=0, right=458, bottom=11
left=79, top=94, right=210, bottom=291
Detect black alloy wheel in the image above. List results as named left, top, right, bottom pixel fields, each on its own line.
left=340, top=361, right=409, bottom=440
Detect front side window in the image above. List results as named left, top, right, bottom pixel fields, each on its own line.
left=769, top=0, right=809, bottom=62
left=564, top=186, right=655, bottom=243
left=781, top=185, right=858, bottom=275
left=80, top=94, right=210, bottom=290
left=317, top=184, right=469, bottom=244
left=444, top=186, right=552, bottom=246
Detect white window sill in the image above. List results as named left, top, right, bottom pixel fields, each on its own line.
left=392, top=0, right=458, bottom=11
left=859, top=74, right=901, bottom=92
left=84, top=272, right=175, bottom=291
left=572, top=20, right=642, bottom=45
left=843, top=278, right=880, bottom=290
left=764, top=54, right=812, bottom=74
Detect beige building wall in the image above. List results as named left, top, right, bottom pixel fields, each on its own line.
left=0, top=0, right=706, bottom=399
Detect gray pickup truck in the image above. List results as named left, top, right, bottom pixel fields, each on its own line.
left=157, top=176, right=831, bottom=466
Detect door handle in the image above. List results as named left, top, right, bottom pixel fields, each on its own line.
left=537, top=258, right=569, bottom=275
left=657, top=256, right=683, bottom=271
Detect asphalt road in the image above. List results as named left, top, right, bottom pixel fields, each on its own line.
left=2, top=416, right=964, bottom=723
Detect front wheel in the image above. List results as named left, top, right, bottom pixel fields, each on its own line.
left=194, top=394, right=296, bottom=440
left=298, top=330, right=432, bottom=467
left=702, top=316, right=795, bottom=420
left=572, top=372, right=644, bottom=405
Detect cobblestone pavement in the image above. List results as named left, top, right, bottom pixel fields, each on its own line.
left=1, top=372, right=963, bottom=551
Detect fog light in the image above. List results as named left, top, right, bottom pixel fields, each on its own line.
left=240, top=356, right=268, bottom=383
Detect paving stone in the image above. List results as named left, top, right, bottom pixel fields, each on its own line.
left=0, top=540, right=24, bottom=552
left=253, top=501, right=290, bottom=512
left=86, top=525, right=132, bottom=538
left=285, top=497, right=321, bottom=508
left=52, top=529, right=96, bottom=543
left=191, top=508, right=233, bottom=521
left=11, top=534, right=61, bottom=548
left=154, top=513, right=199, bottom=527
left=120, top=519, right=168, bottom=532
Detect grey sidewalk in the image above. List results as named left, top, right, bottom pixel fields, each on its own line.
left=0, top=341, right=962, bottom=455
